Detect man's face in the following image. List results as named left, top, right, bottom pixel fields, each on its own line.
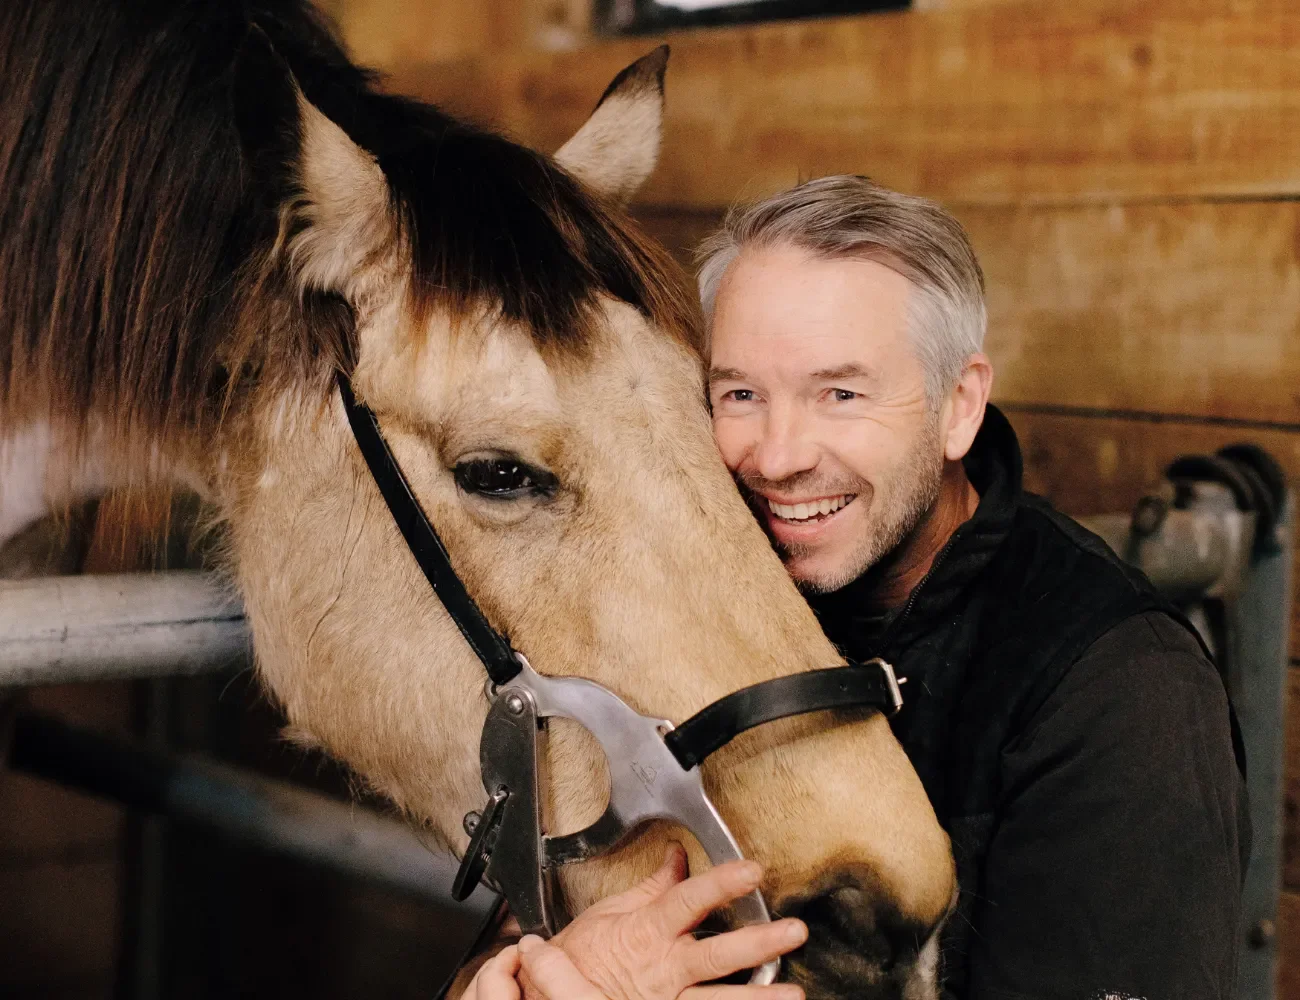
left=708, top=244, right=945, bottom=593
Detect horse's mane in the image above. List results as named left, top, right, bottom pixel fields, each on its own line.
left=0, top=0, right=697, bottom=454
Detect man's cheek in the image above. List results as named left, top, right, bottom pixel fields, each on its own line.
left=710, top=418, right=753, bottom=473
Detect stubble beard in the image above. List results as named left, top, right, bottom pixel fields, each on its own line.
left=740, top=416, right=946, bottom=595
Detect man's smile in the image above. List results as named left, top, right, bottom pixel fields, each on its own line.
left=759, top=492, right=858, bottom=542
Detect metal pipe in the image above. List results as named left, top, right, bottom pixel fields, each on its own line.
left=0, top=572, right=248, bottom=686
left=1079, top=508, right=1237, bottom=599
left=6, top=712, right=496, bottom=919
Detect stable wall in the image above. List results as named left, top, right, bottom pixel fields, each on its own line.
left=325, top=0, right=1300, bottom=989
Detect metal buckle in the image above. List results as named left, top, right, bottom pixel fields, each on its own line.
left=870, top=657, right=905, bottom=717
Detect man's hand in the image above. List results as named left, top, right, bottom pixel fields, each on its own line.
left=535, top=843, right=807, bottom=1000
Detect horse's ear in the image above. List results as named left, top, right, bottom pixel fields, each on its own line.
left=232, top=27, right=391, bottom=298
left=554, top=45, right=668, bottom=206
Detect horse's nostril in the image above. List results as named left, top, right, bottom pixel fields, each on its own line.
left=782, top=876, right=932, bottom=985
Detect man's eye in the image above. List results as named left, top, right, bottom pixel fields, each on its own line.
left=454, top=459, right=556, bottom=498
left=728, top=389, right=755, bottom=403
left=832, top=389, right=858, bottom=402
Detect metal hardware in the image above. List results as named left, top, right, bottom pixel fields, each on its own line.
left=475, top=655, right=779, bottom=985
left=476, top=683, right=559, bottom=936
left=463, top=811, right=482, bottom=836
left=879, top=659, right=904, bottom=716
left=452, top=786, right=510, bottom=903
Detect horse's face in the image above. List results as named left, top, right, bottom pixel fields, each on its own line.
left=228, top=44, right=954, bottom=997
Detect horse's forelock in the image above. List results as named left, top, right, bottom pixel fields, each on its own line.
left=371, top=109, right=702, bottom=359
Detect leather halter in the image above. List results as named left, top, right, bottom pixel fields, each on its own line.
left=337, top=373, right=904, bottom=976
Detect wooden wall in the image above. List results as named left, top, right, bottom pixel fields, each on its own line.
left=322, top=0, right=1300, bottom=989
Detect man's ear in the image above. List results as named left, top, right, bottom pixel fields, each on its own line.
left=232, top=26, right=392, bottom=298
left=554, top=45, right=668, bottom=206
left=943, top=354, right=994, bottom=462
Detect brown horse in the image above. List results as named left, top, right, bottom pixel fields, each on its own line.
left=0, top=2, right=954, bottom=994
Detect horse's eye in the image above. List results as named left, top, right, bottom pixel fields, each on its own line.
left=454, top=458, right=555, bottom=499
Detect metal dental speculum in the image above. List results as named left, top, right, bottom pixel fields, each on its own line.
left=452, top=655, right=780, bottom=980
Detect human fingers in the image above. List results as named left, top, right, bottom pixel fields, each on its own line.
left=599, top=842, right=690, bottom=914
left=465, top=944, right=523, bottom=1000
left=680, top=984, right=804, bottom=1000
left=517, top=934, right=607, bottom=1000
left=648, top=859, right=764, bottom=936
left=679, top=919, right=807, bottom=986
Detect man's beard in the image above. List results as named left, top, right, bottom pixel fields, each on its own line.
left=737, top=416, right=945, bottom=594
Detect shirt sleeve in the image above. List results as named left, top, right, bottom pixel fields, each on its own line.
left=963, top=612, right=1249, bottom=1000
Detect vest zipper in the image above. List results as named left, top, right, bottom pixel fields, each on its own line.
left=876, top=526, right=966, bottom=657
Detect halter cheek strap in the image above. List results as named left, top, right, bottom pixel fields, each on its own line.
left=337, top=375, right=521, bottom=686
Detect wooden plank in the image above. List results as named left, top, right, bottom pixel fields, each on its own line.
left=385, top=2, right=1300, bottom=208
left=1284, top=668, right=1300, bottom=891
left=0, top=860, right=120, bottom=993
left=333, top=1, right=501, bottom=68
left=637, top=200, right=1300, bottom=426
left=1280, top=888, right=1300, bottom=996
left=965, top=201, right=1300, bottom=427
left=0, top=771, right=124, bottom=866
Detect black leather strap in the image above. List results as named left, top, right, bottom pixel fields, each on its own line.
left=337, top=375, right=521, bottom=686
left=663, top=659, right=903, bottom=770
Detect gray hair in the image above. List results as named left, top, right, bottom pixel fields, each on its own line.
left=696, top=175, right=987, bottom=405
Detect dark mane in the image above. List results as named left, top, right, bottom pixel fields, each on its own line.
left=0, top=0, right=697, bottom=451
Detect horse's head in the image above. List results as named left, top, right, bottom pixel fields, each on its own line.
left=226, top=34, right=953, bottom=996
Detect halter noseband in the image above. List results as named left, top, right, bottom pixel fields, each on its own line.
left=337, top=374, right=904, bottom=984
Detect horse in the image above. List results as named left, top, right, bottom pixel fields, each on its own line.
left=0, top=2, right=955, bottom=994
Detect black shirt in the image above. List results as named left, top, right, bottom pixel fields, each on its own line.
left=807, top=406, right=1248, bottom=1000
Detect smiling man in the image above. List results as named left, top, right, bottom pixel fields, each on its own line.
left=698, top=176, right=1250, bottom=1000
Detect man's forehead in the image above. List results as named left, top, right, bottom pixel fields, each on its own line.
left=707, top=359, right=882, bottom=387
left=711, top=250, right=910, bottom=342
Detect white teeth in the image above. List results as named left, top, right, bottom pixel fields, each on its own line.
left=767, top=495, right=852, bottom=522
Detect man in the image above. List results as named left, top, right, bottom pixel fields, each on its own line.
left=460, top=176, right=1249, bottom=1000
left=698, top=175, right=1248, bottom=999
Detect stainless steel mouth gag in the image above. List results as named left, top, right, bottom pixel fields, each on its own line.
left=338, top=375, right=905, bottom=986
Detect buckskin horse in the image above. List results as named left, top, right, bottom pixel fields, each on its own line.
left=0, top=2, right=954, bottom=994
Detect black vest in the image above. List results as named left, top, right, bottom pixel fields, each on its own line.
left=807, top=405, right=1199, bottom=997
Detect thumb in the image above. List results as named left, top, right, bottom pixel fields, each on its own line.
left=517, top=935, right=605, bottom=1000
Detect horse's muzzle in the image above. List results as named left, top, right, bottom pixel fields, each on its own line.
left=776, top=871, right=944, bottom=1000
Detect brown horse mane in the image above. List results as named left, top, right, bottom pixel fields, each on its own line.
left=0, top=0, right=697, bottom=463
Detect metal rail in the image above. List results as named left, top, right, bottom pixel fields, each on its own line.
left=0, top=571, right=246, bottom=686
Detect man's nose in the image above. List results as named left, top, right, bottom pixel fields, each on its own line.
left=752, top=404, right=818, bottom=483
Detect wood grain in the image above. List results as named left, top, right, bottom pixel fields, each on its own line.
left=384, top=2, right=1300, bottom=208
left=1284, top=668, right=1300, bottom=891
left=967, top=201, right=1300, bottom=426
left=1280, top=888, right=1300, bottom=996
left=0, top=860, right=121, bottom=993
